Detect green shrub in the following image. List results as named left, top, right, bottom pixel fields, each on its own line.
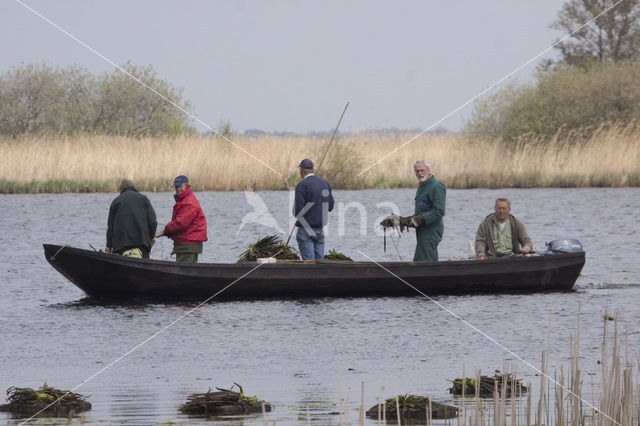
left=464, top=61, right=640, bottom=142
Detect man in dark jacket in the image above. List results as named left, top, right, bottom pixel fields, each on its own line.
left=106, top=179, right=157, bottom=258
left=475, top=198, right=532, bottom=259
left=156, top=175, right=208, bottom=263
left=294, top=158, right=335, bottom=260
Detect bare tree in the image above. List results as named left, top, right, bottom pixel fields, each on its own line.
left=0, top=62, right=194, bottom=137
left=552, top=0, right=640, bottom=67
left=93, top=61, right=193, bottom=137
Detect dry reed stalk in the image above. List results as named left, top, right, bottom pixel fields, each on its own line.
left=344, top=396, right=351, bottom=425
left=555, top=366, right=566, bottom=426
left=600, top=314, right=622, bottom=426
left=383, top=397, right=386, bottom=424
left=510, top=364, right=518, bottom=426
left=395, top=391, right=401, bottom=426
left=492, top=377, right=499, bottom=426
left=461, top=364, right=466, bottom=426
left=376, top=380, right=383, bottom=426
left=2, top=125, right=639, bottom=192
left=570, top=303, right=583, bottom=426
left=262, top=401, right=268, bottom=426
left=499, top=368, right=507, bottom=426
left=537, top=350, right=548, bottom=426
left=474, top=369, right=482, bottom=426
left=622, top=362, right=634, bottom=426
left=636, top=353, right=640, bottom=423
left=525, top=382, right=531, bottom=426
left=359, top=381, right=364, bottom=426
left=338, top=373, right=343, bottom=425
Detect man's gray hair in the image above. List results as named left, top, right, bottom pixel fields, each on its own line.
left=495, top=197, right=511, bottom=208
left=414, top=160, right=431, bottom=170
left=119, top=178, right=135, bottom=192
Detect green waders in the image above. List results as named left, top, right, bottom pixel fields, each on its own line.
left=414, top=226, right=444, bottom=262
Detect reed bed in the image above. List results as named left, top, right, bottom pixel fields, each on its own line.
left=0, top=124, right=639, bottom=193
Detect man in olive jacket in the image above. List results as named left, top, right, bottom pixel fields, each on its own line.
left=475, top=198, right=532, bottom=259
left=404, top=160, right=446, bottom=261
left=106, top=179, right=157, bottom=258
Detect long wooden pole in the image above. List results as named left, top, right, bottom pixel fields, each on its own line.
left=316, top=101, right=349, bottom=172
left=285, top=101, right=349, bottom=246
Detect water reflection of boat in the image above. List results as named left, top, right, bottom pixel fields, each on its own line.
left=43, top=243, right=585, bottom=301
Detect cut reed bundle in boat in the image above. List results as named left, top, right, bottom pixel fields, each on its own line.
left=237, top=235, right=300, bottom=262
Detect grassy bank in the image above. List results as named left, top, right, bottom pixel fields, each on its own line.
left=1, top=125, right=638, bottom=193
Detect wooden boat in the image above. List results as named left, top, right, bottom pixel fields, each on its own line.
left=43, top=243, right=585, bottom=300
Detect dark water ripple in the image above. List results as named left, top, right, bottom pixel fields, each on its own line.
left=1, top=188, right=639, bottom=424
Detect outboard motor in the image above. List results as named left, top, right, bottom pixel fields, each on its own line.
left=545, top=239, right=583, bottom=254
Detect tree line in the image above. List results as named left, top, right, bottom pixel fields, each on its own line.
left=465, top=0, right=640, bottom=142
left=0, top=61, right=194, bottom=137
left=3, top=0, right=639, bottom=142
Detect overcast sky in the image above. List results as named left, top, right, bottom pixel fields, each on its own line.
left=2, top=1, right=566, bottom=134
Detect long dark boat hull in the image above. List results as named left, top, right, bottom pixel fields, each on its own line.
left=43, top=244, right=585, bottom=300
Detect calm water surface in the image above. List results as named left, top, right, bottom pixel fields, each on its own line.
left=1, top=188, right=639, bottom=424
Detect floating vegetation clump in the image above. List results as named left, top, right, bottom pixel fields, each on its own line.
left=324, top=249, right=353, bottom=261
left=237, top=235, right=300, bottom=262
left=366, top=394, right=458, bottom=422
left=180, top=384, right=271, bottom=417
left=380, top=214, right=416, bottom=232
left=0, top=383, right=91, bottom=417
left=448, top=373, right=528, bottom=397
left=379, top=214, right=415, bottom=252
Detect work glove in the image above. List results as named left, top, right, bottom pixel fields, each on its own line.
left=410, top=214, right=424, bottom=227
left=399, top=216, right=413, bottom=228
left=399, top=215, right=423, bottom=228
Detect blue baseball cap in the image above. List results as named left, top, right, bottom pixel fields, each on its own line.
left=173, top=175, right=189, bottom=187
left=298, top=158, right=314, bottom=169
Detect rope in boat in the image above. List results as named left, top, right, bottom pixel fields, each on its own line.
left=382, top=226, right=403, bottom=261
left=152, top=236, right=167, bottom=259
left=50, top=245, right=67, bottom=261
left=389, top=229, right=403, bottom=261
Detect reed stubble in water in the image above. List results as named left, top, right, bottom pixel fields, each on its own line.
left=350, top=309, right=639, bottom=426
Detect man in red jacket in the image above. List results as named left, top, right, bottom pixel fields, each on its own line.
left=156, top=175, right=208, bottom=263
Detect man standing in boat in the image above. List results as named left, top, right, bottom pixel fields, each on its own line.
left=403, top=160, right=446, bottom=261
left=475, top=198, right=532, bottom=259
left=106, top=179, right=157, bottom=258
left=294, top=158, right=335, bottom=260
left=156, top=175, right=208, bottom=263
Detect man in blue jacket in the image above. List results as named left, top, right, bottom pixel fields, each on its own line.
left=294, top=158, right=335, bottom=260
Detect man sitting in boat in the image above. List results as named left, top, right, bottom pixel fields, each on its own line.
left=155, top=175, right=208, bottom=263
left=475, top=198, right=532, bottom=259
left=106, top=179, right=157, bottom=258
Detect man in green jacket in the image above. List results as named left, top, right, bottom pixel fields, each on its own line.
left=106, top=179, right=157, bottom=258
left=475, top=198, right=532, bottom=259
left=403, top=160, right=446, bottom=261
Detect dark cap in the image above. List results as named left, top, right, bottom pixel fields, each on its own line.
left=298, top=158, right=314, bottom=169
left=173, top=175, right=189, bottom=187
